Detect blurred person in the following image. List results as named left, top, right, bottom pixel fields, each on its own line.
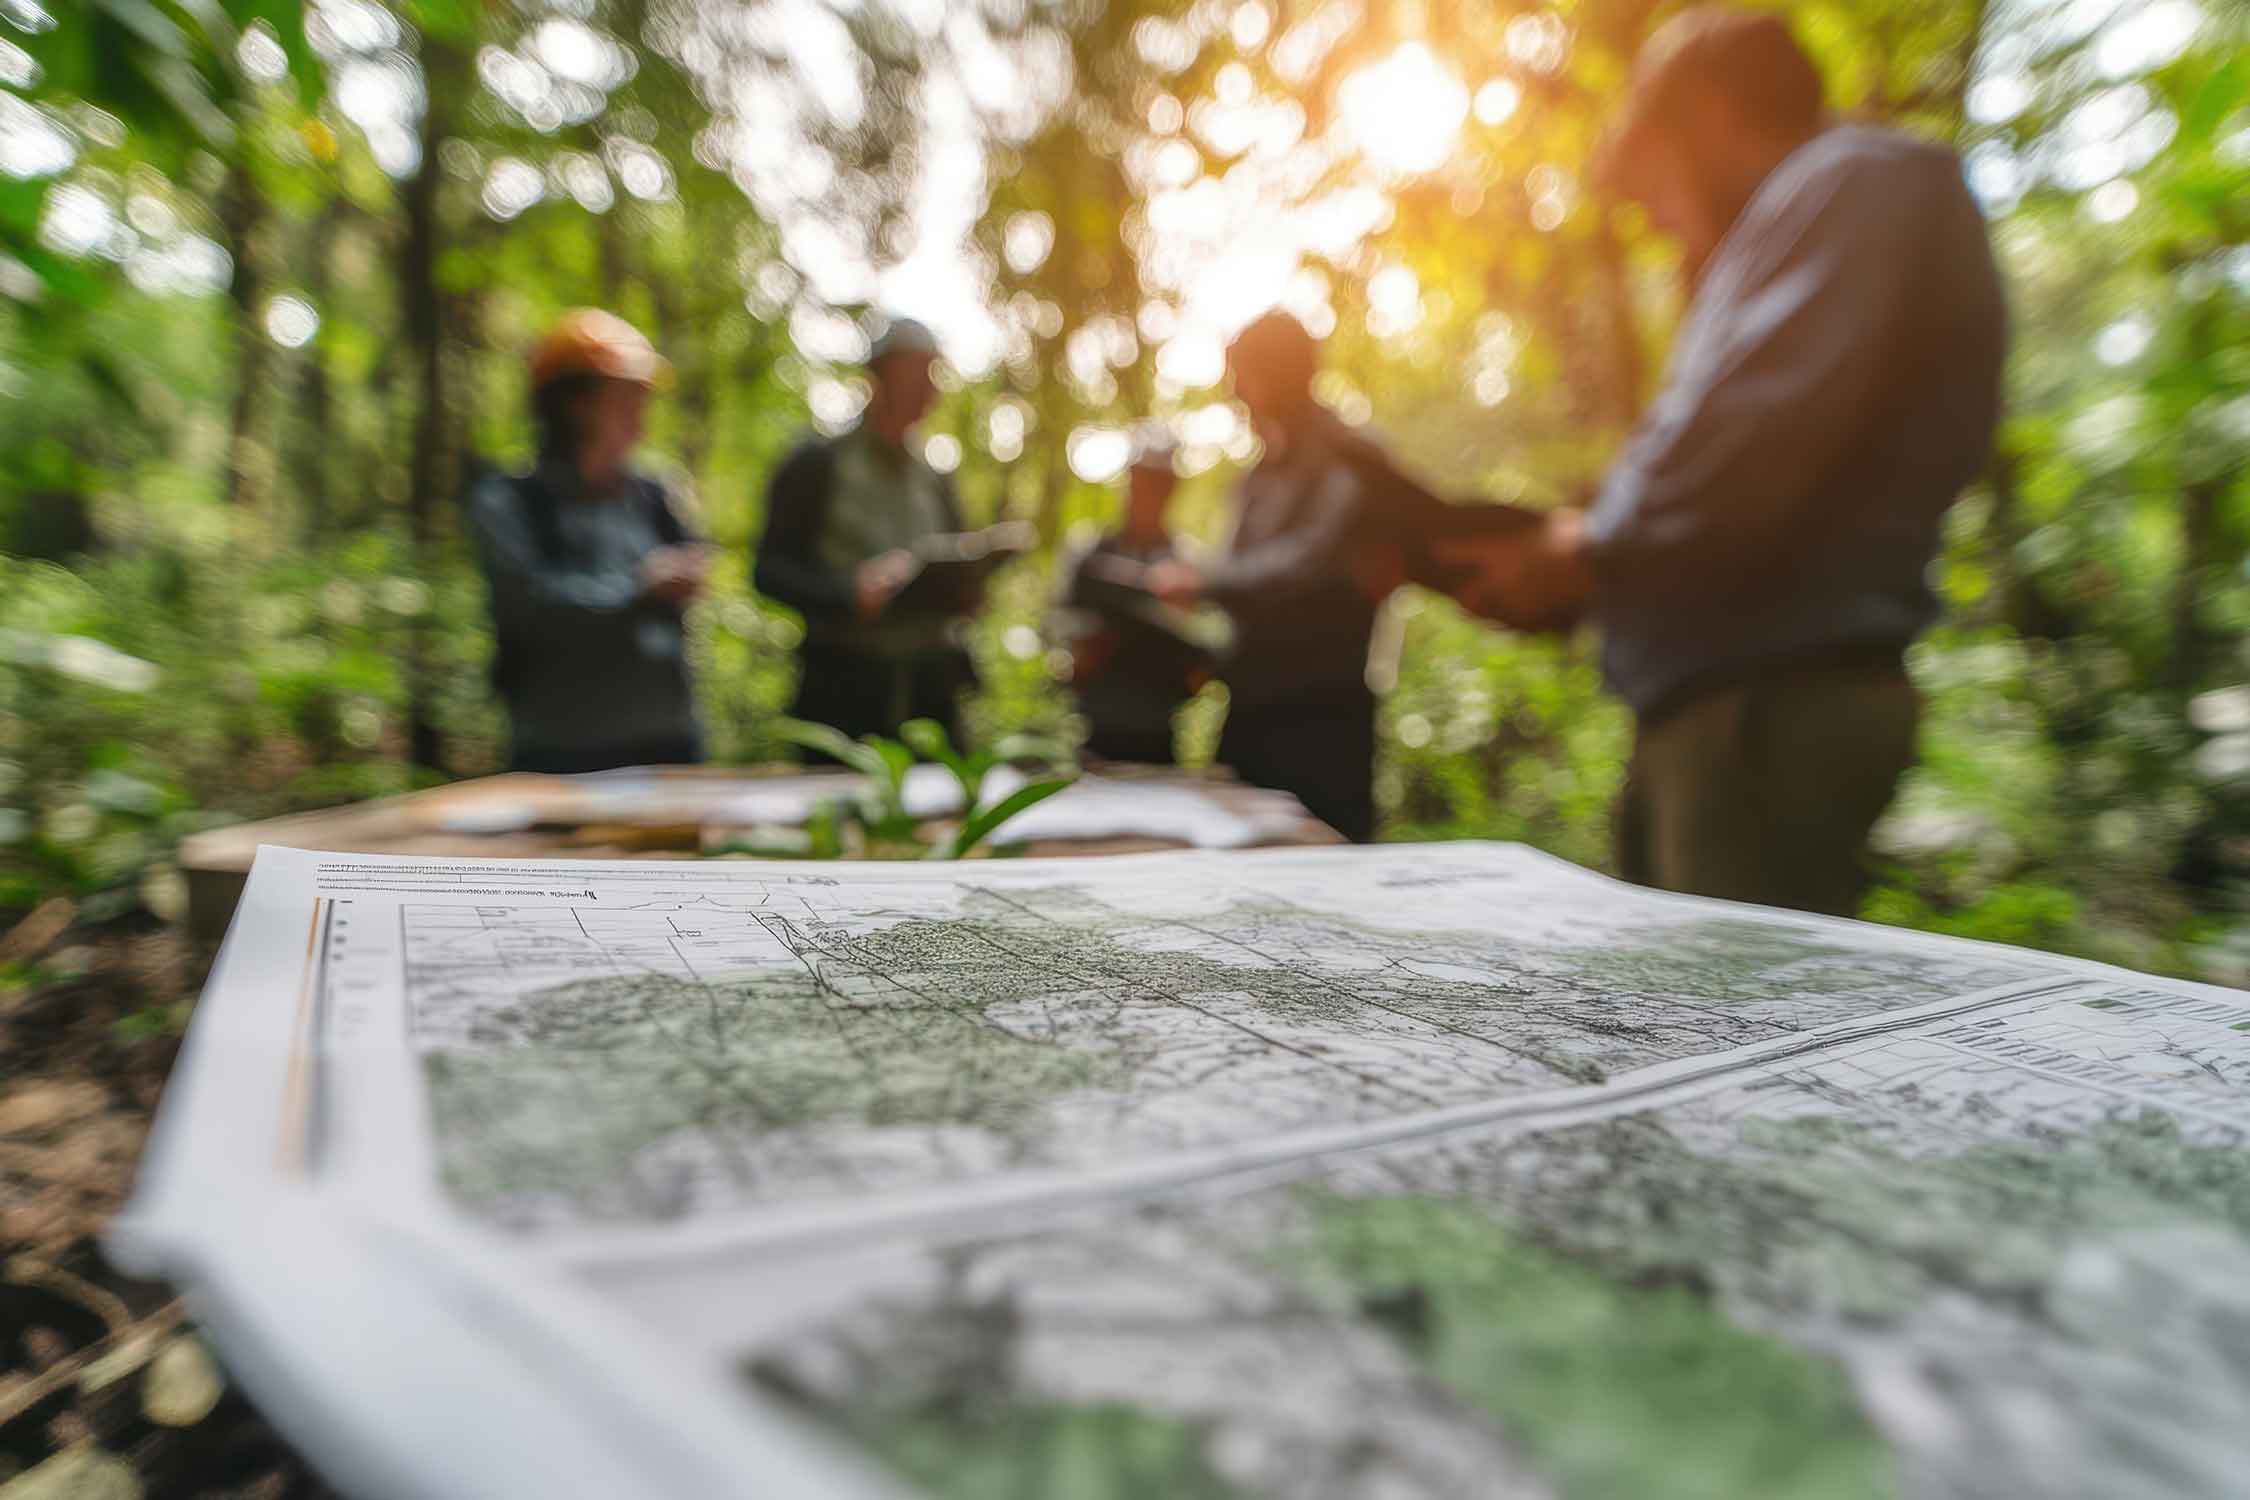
left=467, top=309, right=708, bottom=775
left=1435, top=6, right=2006, bottom=915
left=1140, top=311, right=1437, bottom=841
left=756, top=318, right=998, bottom=744
left=1052, top=429, right=1209, bottom=765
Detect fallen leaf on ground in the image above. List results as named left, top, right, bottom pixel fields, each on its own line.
left=0, top=1443, right=140, bottom=1500
left=0, top=1085, right=106, bottom=1138
left=141, top=1335, right=222, bottom=1428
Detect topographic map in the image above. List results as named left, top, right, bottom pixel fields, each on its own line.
left=120, top=845, right=2250, bottom=1500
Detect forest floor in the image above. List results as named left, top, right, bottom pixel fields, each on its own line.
left=0, top=905, right=335, bottom=1499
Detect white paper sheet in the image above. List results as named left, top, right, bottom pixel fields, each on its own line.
left=114, top=844, right=2250, bottom=1498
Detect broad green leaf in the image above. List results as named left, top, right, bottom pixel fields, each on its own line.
left=0, top=233, right=104, bottom=304
left=170, top=0, right=235, bottom=53
left=900, top=716, right=990, bottom=806
left=898, top=717, right=953, bottom=762
left=13, top=5, right=99, bottom=102
left=2178, top=52, right=2247, bottom=140
left=863, top=735, right=915, bottom=813
left=91, top=0, right=194, bottom=62
left=229, top=0, right=321, bottom=104
left=774, top=718, right=885, bottom=778
left=142, top=52, right=233, bottom=147
left=401, top=0, right=482, bottom=44
left=0, top=175, right=45, bottom=238
left=939, top=776, right=1073, bottom=860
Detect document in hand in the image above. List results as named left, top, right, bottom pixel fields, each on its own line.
left=1380, top=492, right=1548, bottom=595
left=1053, top=581, right=1229, bottom=710
left=888, top=522, right=1037, bottom=617
left=1064, top=551, right=1236, bottom=650
left=114, top=844, right=2250, bottom=1499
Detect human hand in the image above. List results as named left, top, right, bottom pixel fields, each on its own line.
left=980, top=519, right=1038, bottom=555
left=639, top=544, right=711, bottom=606
left=855, top=548, right=918, bottom=621
left=1430, top=510, right=1594, bottom=632
left=1351, top=542, right=1410, bottom=605
left=1142, top=558, right=1204, bottom=609
left=1070, top=631, right=1118, bottom=683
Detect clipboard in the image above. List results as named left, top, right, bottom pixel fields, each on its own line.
left=889, top=522, right=1036, bottom=617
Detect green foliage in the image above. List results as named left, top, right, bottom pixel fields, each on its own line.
left=1864, top=878, right=2083, bottom=952
left=424, top=918, right=1148, bottom=1219
left=0, top=536, right=493, bottom=916
left=0, top=0, right=2243, bottom=981
left=940, top=775, right=1072, bottom=861
left=6, top=0, right=321, bottom=302
left=858, top=1403, right=1242, bottom=1500
left=902, top=716, right=1077, bottom=858
left=772, top=716, right=1076, bottom=860
left=1381, top=592, right=1629, bottom=869
left=113, top=1000, right=189, bottom=1042
left=1290, top=1192, right=1894, bottom=1500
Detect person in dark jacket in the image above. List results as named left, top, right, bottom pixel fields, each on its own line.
left=1141, top=312, right=1433, bottom=842
left=1435, top=7, right=2006, bottom=915
left=1052, top=430, right=1210, bottom=765
left=755, top=319, right=986, bottom=743
left=466, top=309, right=708, bottom=774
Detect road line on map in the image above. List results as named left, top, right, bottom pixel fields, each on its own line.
left=541, top=974, right=2091, bottom=1270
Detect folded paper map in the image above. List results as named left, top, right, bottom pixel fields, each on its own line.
left=114, top=844, right=2250, bottom=1499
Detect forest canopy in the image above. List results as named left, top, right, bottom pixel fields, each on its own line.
left=2, top=0, right=2247, bottom=973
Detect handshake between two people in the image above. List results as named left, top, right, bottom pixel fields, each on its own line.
left=1121, top=553, right=1421, bottom=613
left=1422, top=507, right=1596, bottom=634
left=1106, top=506, right=1597, bottom=635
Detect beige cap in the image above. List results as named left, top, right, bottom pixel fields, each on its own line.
left=528, top=308, right=673, bottom=390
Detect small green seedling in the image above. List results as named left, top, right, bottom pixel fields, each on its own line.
left=775, top=718, right=1075, bottom=860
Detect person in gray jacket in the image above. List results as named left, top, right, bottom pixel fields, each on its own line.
left=467, top=310, right=708, bottom=774
left=755, top=319, right=984, bottom=743
left=1438, top=7, right=2006, bottom=915
left=1141, top=313, right=1444, bottom=842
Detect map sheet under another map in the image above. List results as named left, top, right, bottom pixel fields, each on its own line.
left=114, top=844, right=2250, bottom=1500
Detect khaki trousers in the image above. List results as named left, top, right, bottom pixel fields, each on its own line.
left=1615, top=662, right=1919, bottom=918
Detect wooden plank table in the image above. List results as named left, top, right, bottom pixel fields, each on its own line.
left=177, top=765, right=1342, bottom=942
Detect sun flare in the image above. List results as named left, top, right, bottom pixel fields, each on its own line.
left=1337, top=42, right=1469, bottom=176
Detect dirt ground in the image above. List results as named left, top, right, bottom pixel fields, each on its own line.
left=1, top=902, right=338, bottom=1498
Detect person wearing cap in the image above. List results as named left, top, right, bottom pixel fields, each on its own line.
left=466, top=308, right=709, bottom=773
left=1051, top=429, right=1208, bottom=765
left=1434, top=6, right=2006, bottom=915
left=755, top=318, right=990, bottom=744
left=1141, top=311, right=1446, bottom=842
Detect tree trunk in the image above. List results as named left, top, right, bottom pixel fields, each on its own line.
left=2171, top=475, right=2222, bottom=692
left=401, top=39, right=467, bottom=775
left=221, top=160, right=269, bottom=514
left=2167, top=296, right=2225, bottom=692
left=598, top=205, right=629, bottom=305
left=1981, top=444, right=2023, bottom=632
left=295, top=201, right=343, bottom=537
left=648, top=203, right=715, bottom=492
left=1982, top=443, right=2072, bottom=640
left=600, top=0, right=650, bottom=307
